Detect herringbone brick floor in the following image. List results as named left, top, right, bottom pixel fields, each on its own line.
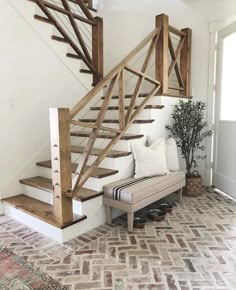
left=1, top=187, right=236, bottom=290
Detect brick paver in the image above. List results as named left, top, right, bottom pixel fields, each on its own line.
left=1, top=187, right=236, bottom=289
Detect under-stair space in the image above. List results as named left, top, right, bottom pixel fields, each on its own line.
left=2, top=10, right=192, bottom=242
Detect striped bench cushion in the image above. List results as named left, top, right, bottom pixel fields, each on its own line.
left=103, top=171, right=185, bottom=204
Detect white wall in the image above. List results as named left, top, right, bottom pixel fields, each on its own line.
left=98, top=0, right=210, bottom=181
left=0, top=1, right=92, bottom=199
left=183, top=0, right=236, bottom=23
left=0, top=0, right=212, bottom=202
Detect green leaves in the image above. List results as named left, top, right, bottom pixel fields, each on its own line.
left=166, top=100, right=212, bottom=177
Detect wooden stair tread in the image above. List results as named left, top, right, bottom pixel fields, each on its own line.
left=51, top=35, right=68, bottom=43
left=2, top=194, right=86, bottom=229
left=34, top=14, right=53, bottom=25
left=71, top=145, right=131, bottom=158
left=20, top=176, right=53, bottom=192
left=73, top=188, right=102, bottom=202
left=19, top=176, right=102, bottom=202
left=66, top=53, right=81, bottom=60
left=71, top=131, right=144, bottom=140
left=79, top=119, right=155, bottom=124
left=36, top=160, right=118, bottom=178
left=80, top=69, right=93, bottom=74
left=101, top=93, right=149, bottom=100
left=90, top=105, right=164, bottom=110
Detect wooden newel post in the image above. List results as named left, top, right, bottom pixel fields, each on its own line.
left=49, top=108, right=73, bottom=225
left=180, top=28, right=192, bottom=97
left=155, top=14, right=169, bottom=94
left=87, top=0, right=93, bottom=10
left=92, top=16, right=103, bottom=86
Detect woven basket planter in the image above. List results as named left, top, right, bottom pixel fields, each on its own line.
left=184, top=175, right=202, bottom=197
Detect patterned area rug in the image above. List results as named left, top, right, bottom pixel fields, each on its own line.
left=0, top=246, right=66, bottom=290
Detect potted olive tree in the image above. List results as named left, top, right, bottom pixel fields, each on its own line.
left=166, top=100, right=212, bottom=196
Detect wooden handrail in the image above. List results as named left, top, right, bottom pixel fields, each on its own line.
left=169, top=25, right=186, bottom=37
left=70, top=28, right=161, bottom=118
left=48, top=14, right=192, bottom=224
left=69, top=28, right=162, bottom=196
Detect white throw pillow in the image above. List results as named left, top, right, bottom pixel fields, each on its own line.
left=150, top=137, right=180, bottom=171
left=131, top=139, right=169, bottom=179
left=165, top=138, right=180, bottom=171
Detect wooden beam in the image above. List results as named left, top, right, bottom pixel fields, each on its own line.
left=92, top=17, right=104, bottom=85
left=169, top=25, right=186, bottom=37
left=168, top=35, right=185, bottom=76
left=70, top=120, right=121, bottom=133
left=72, top=74, right=119, bottom=194
left=49, top=108, right=73, bottom=224
left=168, top=34, right=184, bottom=88
left=72, top=128, right=98, bottom=194
left=124, top=65, right=160, bottom=85
left=74, top=0, right=95, bottom=22
left=155, top=14, right=169, bottom=94
left=70, top=28, right=160, bottom=118
left=118, top=70, right=125, bottom=130
left=125, top=75, right=144, bottom=125
left=30, top=0, right=96, bottom=25
left=72, top=81, right=161, bottom=195
left=180, top=28, right=192, bottom=97
left=61, top=0, right=92, bottom=65
left=35, top=0, right=95, bottom=73
left=129, top=84, right=161, bottom=123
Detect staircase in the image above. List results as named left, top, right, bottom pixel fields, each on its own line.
left=2, top=4, right=192, bottom=242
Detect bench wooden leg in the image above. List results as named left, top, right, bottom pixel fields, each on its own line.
left=127, top=212, right=134, bottom=232
left=177, top=188, right=183, bottom=203
left=106, top=206, right=112, bottom=224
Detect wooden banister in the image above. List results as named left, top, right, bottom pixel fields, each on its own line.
left=49, top=108, right=73, bottom=224
left=70, top=28, right=162, bottom=196
left=155, top=15, right=192, bottom=97
left=156, top=14, right=169, bottom=94
left=33, top=0, right=103, bottom=85
left=70, top=28, right=161, bottom=118
left=180, top=28, right=192, bottom=97
left=48, top=14, right=192, bottom=221
left=92, top=17, right=103, bottom=85
left=169, top=25, right=186, bottom=37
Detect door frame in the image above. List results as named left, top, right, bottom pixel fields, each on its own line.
left=205, top=17, right=236, bottom=186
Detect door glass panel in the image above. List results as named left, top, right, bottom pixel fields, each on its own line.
left=220, top=32, right=236, bottom=121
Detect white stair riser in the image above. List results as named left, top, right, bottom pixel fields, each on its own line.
left=23, top=185, right=83, bottom=215
left=37, top=166, right=118, bottom=192
left=83, top=174, right=119, bottom=191
left=71, top=137, right=133, bottom=151
left=100, top=155, right=134, bottom=179
left=71, top=153, right=134, bottom=173
left=38, top=167, right=117, bottom=191
left=16, top=185, right=105, bottom=220
left=71, top=137, right=146, bottom=151
left=103, top=96, right=163, bottom=107
left=24, top=185, right=53, bottom=205
left=78, top=108, right=159, bottom=121
left=125, top=121, right=157, bottom=134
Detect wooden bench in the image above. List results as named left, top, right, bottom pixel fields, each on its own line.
left=103, top=171, right=185, bottom=231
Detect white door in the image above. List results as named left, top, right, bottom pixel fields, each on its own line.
left=212, top=22, right=236, bottom=198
